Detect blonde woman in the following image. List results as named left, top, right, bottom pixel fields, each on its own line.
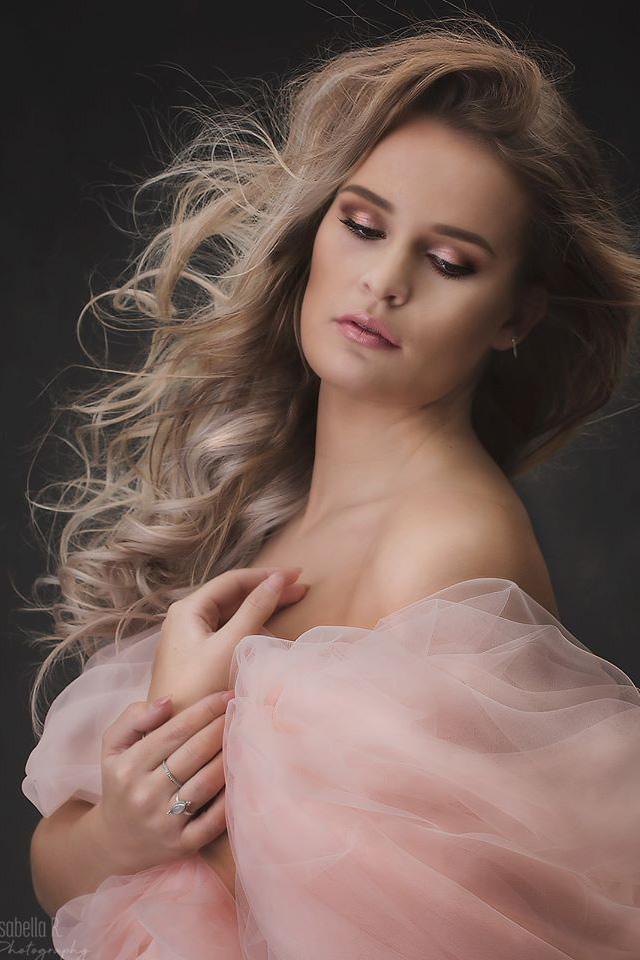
left=22, top=15, right=640, bottom=960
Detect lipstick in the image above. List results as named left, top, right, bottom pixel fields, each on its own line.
left=334, top=313, right=401, bottom=349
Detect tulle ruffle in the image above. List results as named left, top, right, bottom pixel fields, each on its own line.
left=51, top=855, right=241, bottom=960
left=23, top=577, right=640, bottom=958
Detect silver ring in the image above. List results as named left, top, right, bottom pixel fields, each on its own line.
left=161, top=758, right=183, bottom=789
left=159, top=754, right=193, bottom=816
left=166, top=791, right=193, bottom=816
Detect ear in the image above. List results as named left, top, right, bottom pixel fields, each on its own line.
left=492, top=283, right=548, bottom=352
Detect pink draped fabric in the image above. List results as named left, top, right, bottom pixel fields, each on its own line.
left=22, top=578, right=640, bottom=958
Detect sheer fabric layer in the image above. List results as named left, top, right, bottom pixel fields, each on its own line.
left=23, top=578, right=640, bottom=958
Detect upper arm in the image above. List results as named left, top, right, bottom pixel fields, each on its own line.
left=31, top=795, right=90, bottom=831
left=352, top=493, right=557, bottom=622
left=29, top=798, right=95, bottom=917
left=31, top=798, right=94, bottom=847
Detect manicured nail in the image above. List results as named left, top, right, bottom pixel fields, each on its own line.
left=264, top=571, right=285, bottom=591
left=223, top=690, right=234, bottom=702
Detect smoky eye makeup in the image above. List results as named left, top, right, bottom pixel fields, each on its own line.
left=336, top=201, right=381, bottom=233
left=335, top=203, right=477, bottom=280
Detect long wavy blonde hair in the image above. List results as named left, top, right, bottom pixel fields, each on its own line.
left=22, top=15, right=640, bottom=737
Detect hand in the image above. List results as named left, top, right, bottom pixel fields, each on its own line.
left=91, top=689, right=239, bottom=874
left=147, top=566, right=308, bottom=713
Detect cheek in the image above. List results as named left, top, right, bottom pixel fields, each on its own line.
left=416, top=296, right=486, bottom=351
left=426, top=277, right=512, bottom=348
left=308, top=217, right=355, bottom=286
left=405, top=292, right=499, bottom=388
left=300, top=227, right=341, bottom=333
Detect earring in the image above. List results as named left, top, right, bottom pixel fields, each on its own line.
left=511, top=336, right=518, bottom=359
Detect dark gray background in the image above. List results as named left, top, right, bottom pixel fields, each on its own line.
left=3, top=1, right=639, bottom=950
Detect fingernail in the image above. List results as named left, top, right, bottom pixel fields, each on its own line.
left=152, top=696, right=171, bottom=709
left=264, top=571, right=285, bottom=591
left=223, top=689, right=234, bottom=702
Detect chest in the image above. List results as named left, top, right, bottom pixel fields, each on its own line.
left=199, top=510, right=393, bottom=892
left=245, top=508, right=392, bottom=642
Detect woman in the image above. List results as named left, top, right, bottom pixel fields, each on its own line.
left=22, top=16, right=640, bottom=959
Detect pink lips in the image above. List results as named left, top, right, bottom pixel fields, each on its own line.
left=334, top=313, right=400, bottom=347
left=335, top=319, right=400, bottom=351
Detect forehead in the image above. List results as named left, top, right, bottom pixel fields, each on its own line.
left=345, top=115, right=530, bottom=252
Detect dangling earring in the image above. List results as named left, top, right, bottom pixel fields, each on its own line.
left=511, top=336, right=519, bottom=359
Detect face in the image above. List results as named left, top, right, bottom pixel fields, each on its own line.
left=299, top=114, right=545, bottom=409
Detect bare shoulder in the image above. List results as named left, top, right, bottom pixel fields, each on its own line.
left=351, top=487, right=560, bottom=622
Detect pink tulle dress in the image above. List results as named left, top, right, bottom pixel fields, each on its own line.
left=22, top=577, right=640, bottom=958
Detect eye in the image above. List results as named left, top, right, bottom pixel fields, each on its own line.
left=338, top=216, right=475, bottom=281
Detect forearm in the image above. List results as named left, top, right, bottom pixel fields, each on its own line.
left=30, top=800, right=135, bottom=917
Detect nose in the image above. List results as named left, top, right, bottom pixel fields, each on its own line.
left=359, top=248, right=411, bottom=306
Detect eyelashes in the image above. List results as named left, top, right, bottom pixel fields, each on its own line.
left=337, top=216, right=475, bottom=281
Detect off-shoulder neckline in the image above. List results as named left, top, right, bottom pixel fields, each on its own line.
left=261, top=576, right=563, bottom=644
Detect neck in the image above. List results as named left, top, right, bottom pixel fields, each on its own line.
left=297, top=378, right=488, bottom=535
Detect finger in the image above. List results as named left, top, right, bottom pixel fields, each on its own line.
left=226, top=569, right=299, bottom=641
left=135, top=689, right=234, bottom=773
left=180, top=787, right=228, bottom=854
left=173, top=751, right=226, bottom=820
left=160, top=711, right=227, bottom=790
left=102, top=697, right=174, bottom=760
left=174, top=567, right=303, bottom=632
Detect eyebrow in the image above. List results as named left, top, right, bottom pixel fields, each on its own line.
left=336, top=183, right=497, bottom=258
